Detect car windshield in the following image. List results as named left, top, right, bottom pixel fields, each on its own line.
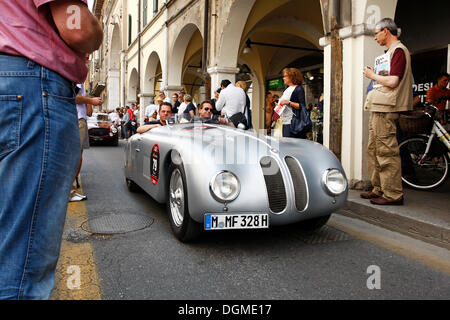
left=88, top=114, right=110, bottom=123
left=97, top=114, right=109, bottom=121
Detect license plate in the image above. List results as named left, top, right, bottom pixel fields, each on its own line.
left=204, top=214, right=269, bottom=230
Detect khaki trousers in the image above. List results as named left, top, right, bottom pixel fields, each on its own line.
left=367, top=112, right=403, bottom=200
left=78, top=118, right=87, bottom=150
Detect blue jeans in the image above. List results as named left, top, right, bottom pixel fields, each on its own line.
left=0, top=55, right=80, bottom=299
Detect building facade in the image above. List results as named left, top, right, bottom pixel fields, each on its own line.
left=89, top=0, right=450, bottom=186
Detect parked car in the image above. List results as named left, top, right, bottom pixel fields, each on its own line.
left=87, top=113, right=119, bottom=146
left=124, top=116, right=348, bottom=242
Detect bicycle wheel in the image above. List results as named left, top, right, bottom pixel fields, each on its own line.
left=399, top=135, right=449, bottom=190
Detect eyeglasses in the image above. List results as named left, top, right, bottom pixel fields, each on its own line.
left=374, top=29, right=384, bottom=37
left=203, top=107, right=212, bottom=111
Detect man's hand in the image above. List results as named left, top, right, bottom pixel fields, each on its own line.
left=363, top=66, right=375, bottom=79
left=76, top=95, right=102, bottom=106
left=50, top=0, right=103, bottom=53
left=364, top=66, right=400, bottom=89
left=89, top=97, right=103, bottom=106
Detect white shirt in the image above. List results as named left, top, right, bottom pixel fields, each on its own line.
left=215, top=84, right=247, bottom=118
left=145, top=104, right=160, bottom=120
left=109, top=112, right=120, bottom=124
left=280, top=86, right=296, bottom=124
left=177, top=102, right=188, bottom=115
left=134, top=109, right=140, bottom=124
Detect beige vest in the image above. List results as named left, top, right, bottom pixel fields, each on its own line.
left=364, top=41, right=413, bottom=113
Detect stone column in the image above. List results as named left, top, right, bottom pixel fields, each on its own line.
left=207, top=66, right=240, bottom=99
left=321, top=23, right=390, bottom=187
left=138, top=93, right=155, bottom=125
left=107, top=69, right=120, bottom=111
left=120, top=51, right=127, bottom=109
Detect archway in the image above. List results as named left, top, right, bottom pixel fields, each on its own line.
left=168, top=23, right=203, bottom=89
left=107, top=23, right=121, bottom=110
left=128, top=68, right=139, bottom=104
left=143, top=51, right=163, bottom=101
left=218, top=0, right=324, bottom=130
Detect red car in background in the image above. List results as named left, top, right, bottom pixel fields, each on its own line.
left=87, top=113, right=119, bottom=146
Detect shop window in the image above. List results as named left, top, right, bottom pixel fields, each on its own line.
left=128, top=15, right=132, bottom=46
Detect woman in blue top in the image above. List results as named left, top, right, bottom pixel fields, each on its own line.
left=183, top=94, right=196, bottom=120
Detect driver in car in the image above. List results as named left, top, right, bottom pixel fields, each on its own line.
left=137, top=102, right=173, bottom=133
left=199, top=100, right=232, bottom=125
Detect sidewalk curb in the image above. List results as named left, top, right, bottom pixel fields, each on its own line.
left=338, top=200, right=450, bottom=251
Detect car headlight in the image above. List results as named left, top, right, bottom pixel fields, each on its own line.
left=322, top=168, right=347, bottom=196
left=111, top=127, right=118, bottom=134
left=210, top=171, right=240, bottom=203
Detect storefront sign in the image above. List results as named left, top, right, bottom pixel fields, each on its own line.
left=411, top=48, right=447, bottom=103
left=268, top=78, right=283, bottom=90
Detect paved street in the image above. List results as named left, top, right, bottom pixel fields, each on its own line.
left=62, top=140, right=450, bottom=300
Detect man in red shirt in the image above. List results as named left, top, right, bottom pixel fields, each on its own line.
left=426, top=72, right=450, bottom=115
left=127, top=104, right=137, bottom=136
left=0, top=0, right=102, bottom=299
left=361, top=18, right=413, bottom=206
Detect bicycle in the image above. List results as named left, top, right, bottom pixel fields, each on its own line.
left=398, top=103, right=450, bottom=191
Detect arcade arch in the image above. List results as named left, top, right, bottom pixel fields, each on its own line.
left=143, top=51, right=163, bottom=100
left=107, top=23, right=122, bottom=110
left=216, top=0, right=324, bottom=129
left=168, top=23, right=203, bottom=90
left=128, top=68, right=139, bottom=104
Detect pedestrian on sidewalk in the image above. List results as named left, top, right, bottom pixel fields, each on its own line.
left=0, top=0, right=102, bottom=300
left=361, top=18, right=413, bottom=206
left=70, top=67, right=103, bottom=202
left=215, top=79, right=247, bottom=120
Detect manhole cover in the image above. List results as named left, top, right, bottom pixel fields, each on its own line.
left=81, top=214, right=154, bottom=235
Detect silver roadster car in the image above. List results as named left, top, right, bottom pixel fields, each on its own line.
left=124, top=116, right=348, bottom=242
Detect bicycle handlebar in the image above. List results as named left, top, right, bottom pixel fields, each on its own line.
left=422, top=102, right=440, bottom=119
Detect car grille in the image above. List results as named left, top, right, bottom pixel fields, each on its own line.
left=260, top=156, right=287, bottom=213
left=285, top=156, right=308, bottom=211
left=90, top=128, right=109, bottom=136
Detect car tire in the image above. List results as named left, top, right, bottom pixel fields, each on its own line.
left=126, top=178, right=140, bottom=193
left=112, top=138, right=119, bottom=146
left=297, top=214, right=331, bottom=232
left=167, top=162, right=201, bottom=242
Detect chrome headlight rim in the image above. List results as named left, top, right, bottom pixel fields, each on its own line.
left=209, top=170, right=241, bottom=203
left=322, top=168, right=347, bottom=196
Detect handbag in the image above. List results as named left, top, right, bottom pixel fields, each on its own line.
left=290, top=86, right=311, bottom=135
left=229, top=112, right=248, bottom=129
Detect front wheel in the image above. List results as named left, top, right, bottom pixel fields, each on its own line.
left=167, top=162, right=201, bottom=242
left=399, top=136, right=449, bottom=190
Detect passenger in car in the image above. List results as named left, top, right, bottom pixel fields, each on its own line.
left=199, top=101, right=230, bottom=126
left=137, top=102, right=173, bottom=133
